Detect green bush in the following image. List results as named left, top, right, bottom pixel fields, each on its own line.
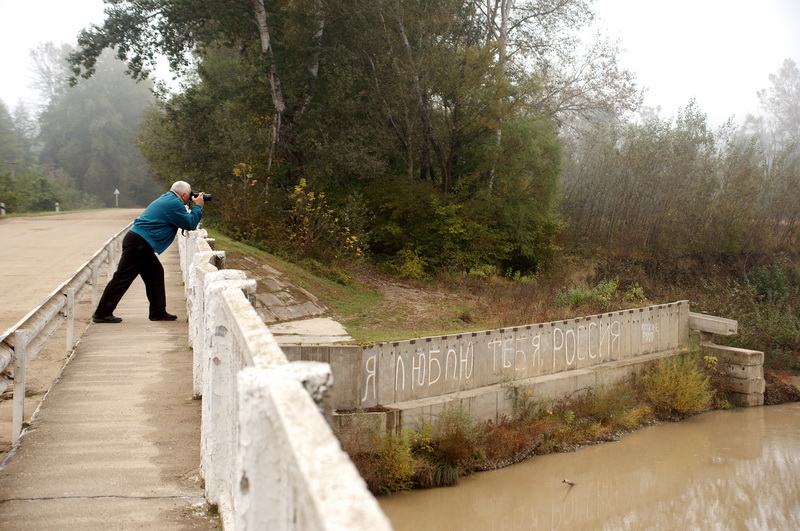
left=556, top=277, right=620, bottom=308
left=746, top=265, right=789, bottom=301
left=431, top=405, right=477, bottom=472
left=643, top=352, right=713, bottom=418
left=391, top=248, right=428, bottom=281
left=374, top=432, right=416, bottom=494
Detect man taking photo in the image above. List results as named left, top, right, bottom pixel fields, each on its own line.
left=92, top=180, right=205, bottom=323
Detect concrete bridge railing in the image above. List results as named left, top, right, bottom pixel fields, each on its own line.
left=0, top=222, right=130, bottom=445
left=178, top=229, right=391, bottom=531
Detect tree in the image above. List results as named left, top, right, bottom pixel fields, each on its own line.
left=40, top=47, right=159, bottom=207
left=11, top=102, right=37, bottom=164
left=30, top=42, right=73, bottom=103
left=743, top=59, right=800, bottom=249
left=0, top=101, right=24, bottom=170
left=72, top=0, right=641, bottom=273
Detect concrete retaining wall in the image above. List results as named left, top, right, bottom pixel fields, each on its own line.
left=283, top=302, right=691, bottom=413
left=285, top=307, right=764, bottom=435
left=358, top=302, right=689, bottom=408
left=179, top=230, right=390, bottom=531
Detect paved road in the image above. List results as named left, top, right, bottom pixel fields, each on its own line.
left=0, top=209, right=141, bottom=333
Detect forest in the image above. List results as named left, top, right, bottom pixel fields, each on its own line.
left=1, top=2, right=799, bottom=364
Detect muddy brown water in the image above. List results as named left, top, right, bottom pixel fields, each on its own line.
left=379, top=402, right=800, bottom=530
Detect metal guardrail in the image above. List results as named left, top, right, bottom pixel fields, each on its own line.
left=0, top=222, right=132, bottom=445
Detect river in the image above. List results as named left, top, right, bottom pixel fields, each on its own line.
left=379, top=402, right=800, bottom=530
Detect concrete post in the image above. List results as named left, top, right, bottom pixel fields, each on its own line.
left=235, top=368, right=392, bottom=530
left=201, top=274, right=256, bottom=514
left=12, top=329, right=29, bottom=446
left=65, top=288, right=75, bottom=354
left=276, top=361, right=335, bottom=427
left=91, top=265, right=100, bottom=308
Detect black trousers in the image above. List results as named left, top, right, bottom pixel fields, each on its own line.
left=94, top=231, right=167, bottom=318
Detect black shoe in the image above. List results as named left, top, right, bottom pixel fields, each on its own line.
left=149, top=313, right=178, bottom=321
left=93, top=315, right=122, bottom=324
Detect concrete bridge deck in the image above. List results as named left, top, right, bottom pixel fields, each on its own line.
left=0, top=243, right=218, bottom=529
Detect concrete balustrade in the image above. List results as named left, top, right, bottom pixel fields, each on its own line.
left=179, top=230, right=391, bottom=531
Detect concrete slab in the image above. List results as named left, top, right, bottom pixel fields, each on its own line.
left=270, top=317, right=351, bottom=336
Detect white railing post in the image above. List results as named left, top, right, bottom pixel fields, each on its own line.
left=65, top=288, right=75, bottom=354
left=109, top=242, right=117, bottom=276
left=236, top=369, right=292, bottom=530
left=201, top=273, right=255, bottom=516
left=235, top=367, right=392, bottom=530
left=12, top=329, right=30, bottom=446
left=106, top=248, right=116, bottom=283
left=188, top=251, right=227, bottom=395
left=91, top=265, right=100, bottom=308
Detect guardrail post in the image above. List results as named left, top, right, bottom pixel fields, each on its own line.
left=109, top=243, right=117, bottom=276
left=12, top=329, right=30, bottom=446
left=105, top=249, right=115, bottom=283
left=66, top=288, right=75, bottom=354
left=91, top=265, right=100, bottom=308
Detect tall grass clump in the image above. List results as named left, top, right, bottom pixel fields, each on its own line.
left=643, top=350, right=713, bottom=418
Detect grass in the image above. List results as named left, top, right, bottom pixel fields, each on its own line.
left=209, top=228, right=491, bottom=344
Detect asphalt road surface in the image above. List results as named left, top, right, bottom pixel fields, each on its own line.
left=0, top=209, right=141, bottom=334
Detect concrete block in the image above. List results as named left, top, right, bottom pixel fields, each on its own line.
left=360, top=344, right=381, bottom=408
left=629, top=308, right=645, bottom=358
left=723, top=364, right=763, bottom=380
left=727, top=378, right=766, bottom=395
left=592, top=361, right=636, bottom=388
left=280, top=345, right=302, bottom=362
left=330, top=346, right=361, bottom=410
left=689, top=312, right=738, bottom=335
left=730, top=392, right=764, bottom=407
left=529, top=372, right=580, bottom=402
left=702, top=344, right=764, bottom=366
left=614, top=310, right=633, bottom=361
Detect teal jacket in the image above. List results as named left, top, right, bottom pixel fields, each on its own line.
left=130, top=191, right=203, bottom=254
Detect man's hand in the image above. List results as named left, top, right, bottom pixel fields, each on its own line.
left=192, top=192, right=205, bottom=207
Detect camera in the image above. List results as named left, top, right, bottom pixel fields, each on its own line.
left=191, top=190, right=212, bottom=201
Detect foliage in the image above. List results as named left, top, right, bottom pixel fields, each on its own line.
left=561, top=57, right=800, bottom=261
left=287, top=178, right=364, bottom=261
left=338, top=377, right=678, bottom=495
left=429, top=405, right=478, bottom=472
left=374, top=432, right=417, bottom=494
left=643, top=351, right=713, bottom=418
left=746, top=265, right=789, bottom=301
left=555, top=277, right=623, bottom=309
left=67, top=0, right=640, bottom=276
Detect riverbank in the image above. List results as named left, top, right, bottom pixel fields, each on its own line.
left=212, top=233, right=800, bottom=495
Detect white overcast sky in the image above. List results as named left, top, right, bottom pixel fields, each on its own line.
left=1, top=0, right=799, bottom=127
